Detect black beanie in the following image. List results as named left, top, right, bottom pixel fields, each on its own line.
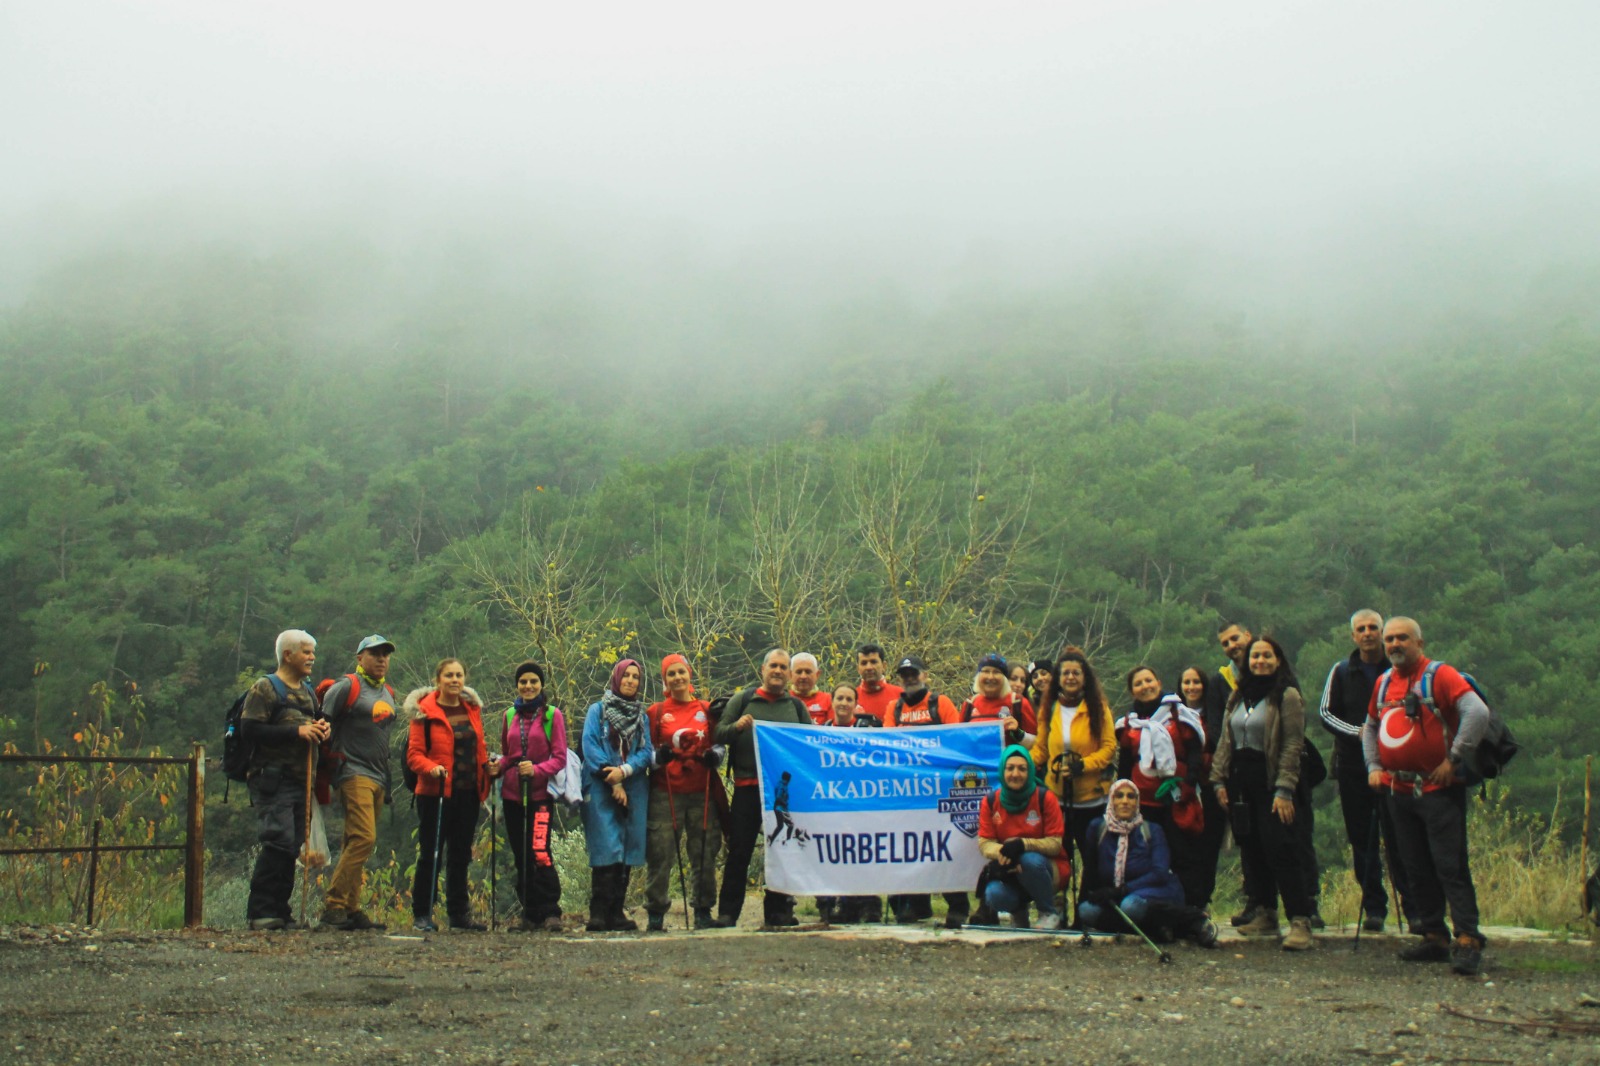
left=513, top=660, right=547, bottom=687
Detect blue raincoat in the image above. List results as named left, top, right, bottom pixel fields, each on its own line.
left=580, top=700, right=653, bottom=866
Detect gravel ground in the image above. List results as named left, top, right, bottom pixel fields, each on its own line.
left=4, top=920, right=1598, bottom=1065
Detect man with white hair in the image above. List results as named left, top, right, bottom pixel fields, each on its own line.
left=790, top=652, right=833, bottom=725
left=242, top=629, right=329, bottom=931
left=1320, top=610, right=1413, bottom=933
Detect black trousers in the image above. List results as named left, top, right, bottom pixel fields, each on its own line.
left=1334, top=757, right=1413, bottom=921
left=719, top=783, right=794, bottom=921
left=1297, top=778, right=1321, bottom=908
left=1230, top=751, right=1312, bottom=919
left=1387, top=784, right=1481, bottom=941
left=888, top=892, right=969, bottom=919
left=1187, top=783, right=1227, bottom=910
left=246, top=766, right=307, bottom=922
left=1144, top=804, right=1211, bottom=908
left=503, top=795, right=563, bottom=922
left=415, top=792, right=481, bottom=920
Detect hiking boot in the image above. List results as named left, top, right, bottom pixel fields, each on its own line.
left=1035, top=912, right=1062, bottom=931
left=970, top=902, right=999, bottom=927
left=817, top=901, right=835, bottom=925
left=412, top=917, right=438, bottom=933
left=860, top=900, right=884, bottom=924
left=346, top=910, right=386, bottom=931
left=1230, top=902, right=1261, bottom=928
left=607, top=913, right=640, bottom=932
left=645, top=912, right=667, bottom=933
left=708, top=913, right=739, bottom=929
left=541, top=916, right=565, bottom=933
left=1308, top=908, right=1325, bottom=931
left=1237, top=910, right=1281, bottom=937
left=1192, top=918, right=1220, bottom=949
left=449, top=915, right=487, bottom=931
left=1281, top=916, right=1315, bottom=951
left=248, top=917, right=287, bottom=931
left=1398, top=933, right=1451, bottom=962
left=893, top=905, right=919, bottom=925
left=1450, top=936, right=1484, bottom=976
left=1010, top=910, right=1031, bottom=929
left=585, top=913, right=610, bottom=932
left=692, top=907, right=716, bottom=930
left=944, top=908, right=969, bottom=930
left=318, top=907, right=353, bottom=930
left=1361, top=916, right=1385, bottom=933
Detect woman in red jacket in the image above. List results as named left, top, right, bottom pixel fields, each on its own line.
left=406, top=658, right=498, bottom=932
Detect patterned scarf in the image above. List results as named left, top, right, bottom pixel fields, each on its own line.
left=1102, top=778, right=1145, bottom=889
left=602, top=659, right=646, bottom=752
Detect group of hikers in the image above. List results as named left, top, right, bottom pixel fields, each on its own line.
left=235, top=608, right=1492, bottom=976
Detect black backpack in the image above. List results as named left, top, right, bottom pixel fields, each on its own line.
left=891, top=692, right=942, bottom=727
left=1376, top=661, right=1520, bottom=783
left=222, top=675, right=300, bottom=799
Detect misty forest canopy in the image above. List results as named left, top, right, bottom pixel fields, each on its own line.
left=2, top=232, right=1598, bottom=821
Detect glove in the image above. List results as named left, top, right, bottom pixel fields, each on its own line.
left=699, top=749, right=722, bottom=770
left=999, top=838, right=1026, bottom=862
left=1154, top=777, right=1182, bottom=804
left=655, top=742, right=676, bottom=765
left=1066, top=753, right=1085, bottom=777
left=705, top=696, right=731, bottom=725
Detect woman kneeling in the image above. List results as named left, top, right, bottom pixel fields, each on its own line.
left=977, top=745, right=1069, bottom=929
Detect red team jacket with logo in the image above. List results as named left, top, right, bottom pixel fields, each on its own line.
left=964, top=693, right=1038, bottom=736
left=978, top=788, right=1071, bottom=882
left=853, top=682, right=903, bottom=727
left=1366, top=656, right=1472, bottom=794
left=647, top=697, right=714, bottom=793
left=793, top=689, right=834, bottom=726
left=885, top=691, right=959, bottom=727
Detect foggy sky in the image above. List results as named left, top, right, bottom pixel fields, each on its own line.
left=4, top=1, right=1599, bottom=311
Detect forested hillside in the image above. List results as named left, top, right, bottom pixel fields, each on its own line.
left=2, top=241, right=1597, bottom=823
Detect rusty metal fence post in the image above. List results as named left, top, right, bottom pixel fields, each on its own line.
left=184, top=743, right=205, bottom=928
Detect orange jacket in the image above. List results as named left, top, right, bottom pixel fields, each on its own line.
left=405, top=688, right=492, bottom=801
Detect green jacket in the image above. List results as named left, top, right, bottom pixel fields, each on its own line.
left=714, top=684, right=810, bottom=780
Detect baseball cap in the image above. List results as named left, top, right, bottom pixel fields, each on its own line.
left=355, top=634, right=396, bottom=655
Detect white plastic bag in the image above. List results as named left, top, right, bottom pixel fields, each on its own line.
left=300, top=800, right=330, bottom=869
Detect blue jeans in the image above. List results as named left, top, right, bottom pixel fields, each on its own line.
left=982, top=852, right=1059, bottom=919
left=1079, top=892, right=1176, bottom=934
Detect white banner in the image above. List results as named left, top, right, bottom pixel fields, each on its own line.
left=753, top=721, right=1005, bottom=895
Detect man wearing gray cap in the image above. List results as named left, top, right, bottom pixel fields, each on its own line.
left=319, top=635, right=400, bottom=930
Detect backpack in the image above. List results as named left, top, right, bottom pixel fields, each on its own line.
left=960, top=695, right=1024, bottom=724
left=503, top=706, right=583, bottom=808
left=1378, top=661, right=1519, bottom=784
left=222, top=675, right=306, bottom=798
left=892, top=692, right=942, bottom=727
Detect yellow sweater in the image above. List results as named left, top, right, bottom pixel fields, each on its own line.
left=1031, top=698, right=1117, bottom=806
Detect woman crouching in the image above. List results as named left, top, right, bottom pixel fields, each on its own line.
left=976, top=745, right=1069, bottom=929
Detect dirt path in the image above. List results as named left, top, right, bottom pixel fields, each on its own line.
left=5, top=923, right=1598, bottom=1065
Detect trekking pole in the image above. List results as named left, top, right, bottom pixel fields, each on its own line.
left=665, top=783, right=693, bottom=931
left=301, top=740, right=315, bottom=928
left=1112, top=901, right=1174, bottom=964
left=522, top=781, right=533, bottom=927
left=489, top=795, right=498, bottom=932
left=1353, top=805, right=1381, bottom=951
left=428, top=787, right=446, bottom=921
